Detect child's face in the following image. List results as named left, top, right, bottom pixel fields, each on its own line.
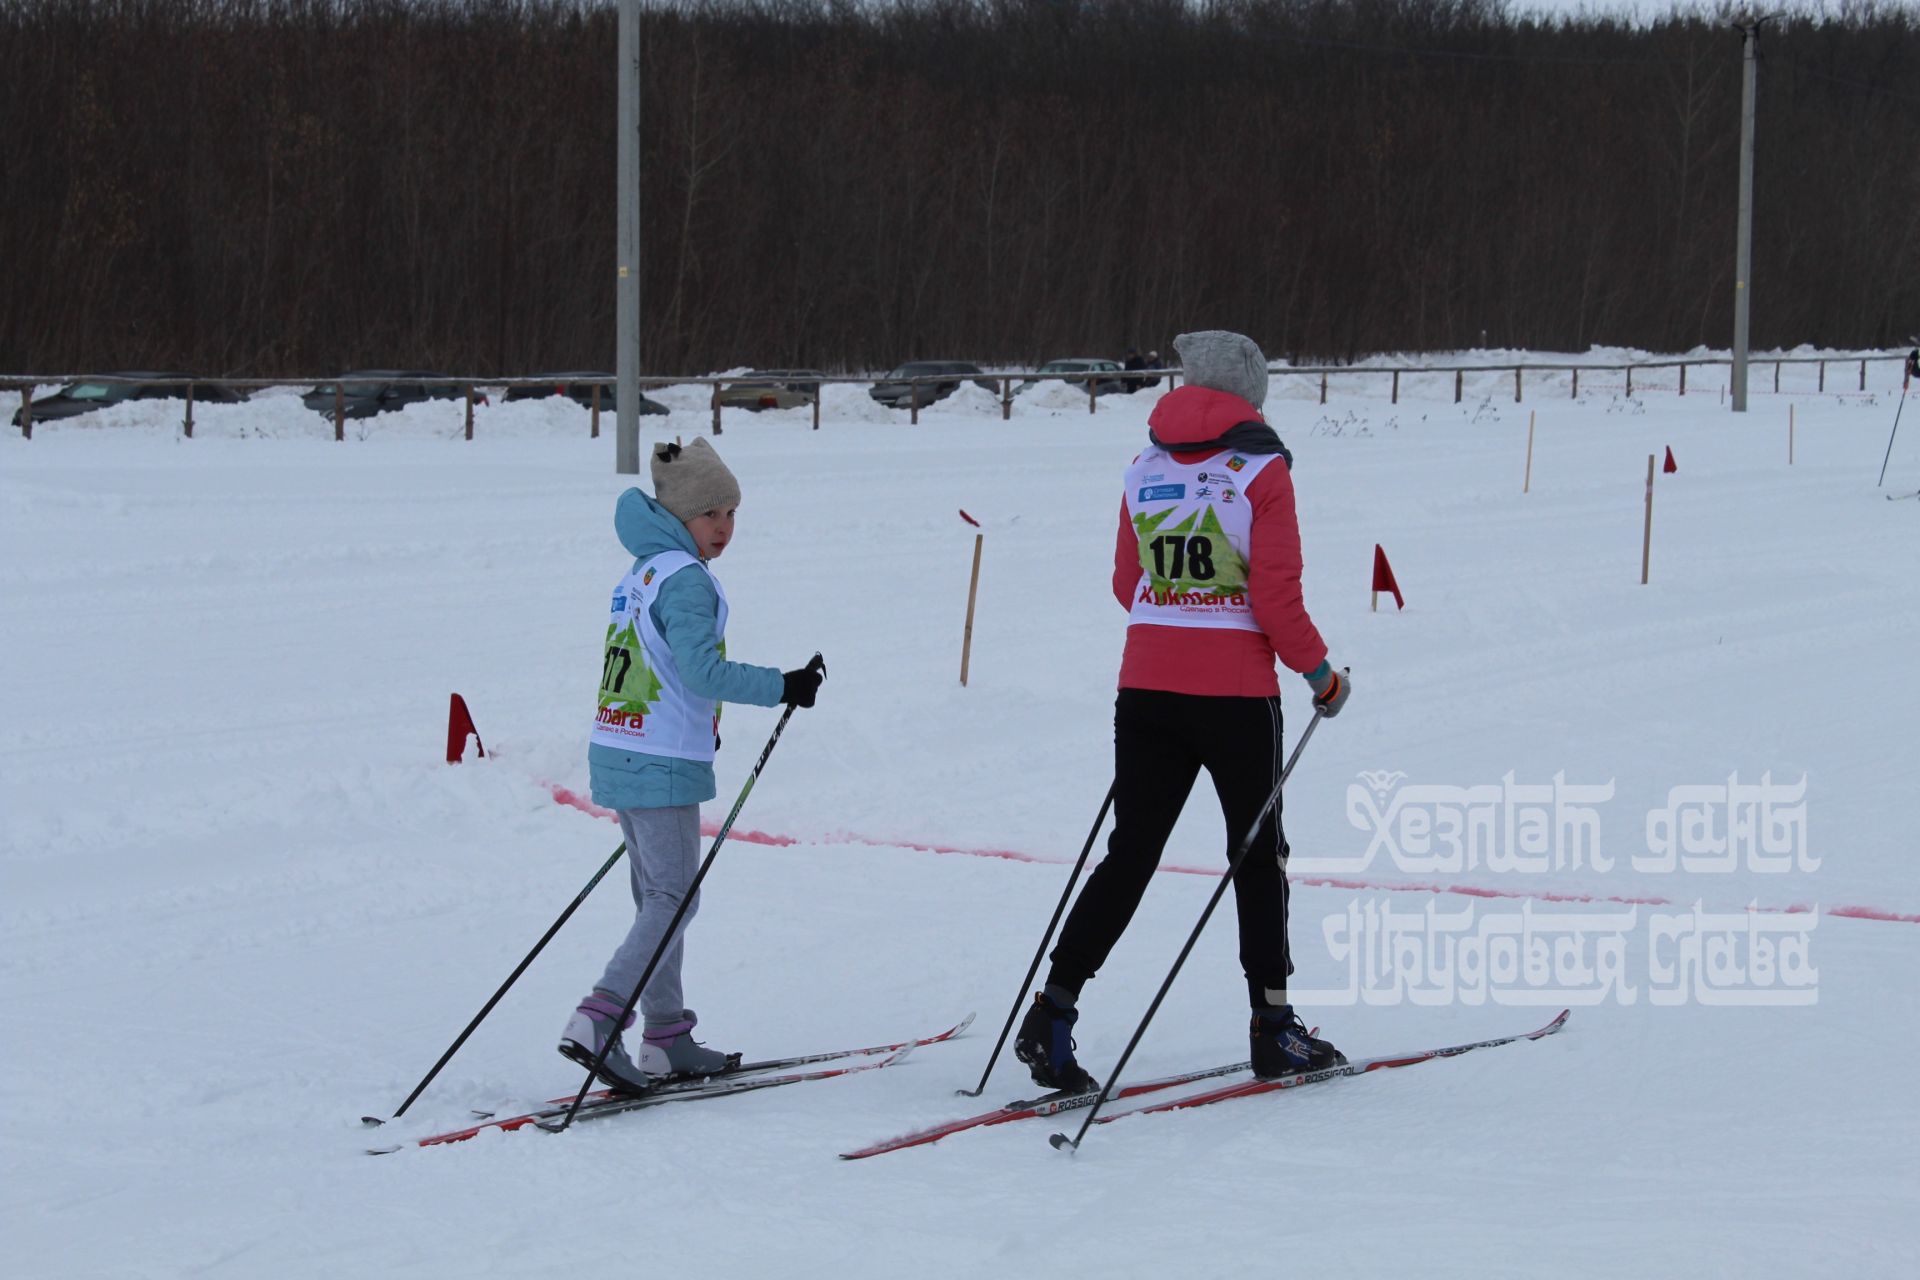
left=684, top=507, right=736, bottom=559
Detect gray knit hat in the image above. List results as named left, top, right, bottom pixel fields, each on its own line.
left=650, top=437, right=741, bottom=520
left=1174, top=330, right=1269, bottom=409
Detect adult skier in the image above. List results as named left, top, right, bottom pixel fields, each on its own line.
left=1015, top=329, right=1350, bottom=1093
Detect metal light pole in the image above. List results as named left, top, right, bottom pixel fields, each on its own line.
left=615, top=0, right=642, bottom=473
left=1730, top=16, right=1769, bottom=414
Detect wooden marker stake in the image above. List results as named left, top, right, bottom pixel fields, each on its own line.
left=1524, top=410, right=1536, bottom=493
left=959, top=510, right=984, bottom=686
left=1640, top=454, right=1656, bottom=585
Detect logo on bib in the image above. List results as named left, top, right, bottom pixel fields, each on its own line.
left=1225, top=455, right=1247, bottom=472
left=642, top=569, right=656, bottom=585
left=1139, top=484, right=1186, bottom=502
left=611, top=593, right=628, bottom=613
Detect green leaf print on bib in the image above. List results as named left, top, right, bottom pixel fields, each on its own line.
left=600, top=619, right=665, bottom=714
left=1134, top=505, right=1249, bottom=596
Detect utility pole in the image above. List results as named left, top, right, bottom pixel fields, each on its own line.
left=1730, top=16, right=1770, bottom=414
left=615, top=0, right=641, bottom=473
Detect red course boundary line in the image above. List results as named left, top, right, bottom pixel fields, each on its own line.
left=546, top=783, right=1920, bottom=925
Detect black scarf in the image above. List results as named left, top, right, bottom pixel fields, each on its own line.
left=1148, top=419, right=1293, bottom=467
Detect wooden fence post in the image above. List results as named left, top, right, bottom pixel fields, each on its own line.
left=334, top=385, right=345, bottom=442
left=1773, top=361, right=1781, bottom=393
left=1088, top=373, right=1097, bottom=415
left=1455, top=369, right=1463, bottom=403
left=911, top=380, right=920, bottom=425
left=1626, top=366, right=1634, bottom=398
left=1859, top=359, right=1866, bottom=391
left=184, top=382, right=194, bottom=439
left=16, top=384, right=31, bottom=440
left=1391, top=369, right=1400, bottom=404
left=590, top=384, right=601, bottom=438
left=464, top=385, right=474, bottom=440
left=1818, top=360, right=1825, bottom=393
left=1319, top=371, right=1327, bottom=405
left=1514, top=367, right=1522, bottom=403
left=1001, top=377, right=1011, bottom=421
left=711, top=383, right=723, bottom=435
left=1679, top=364, right=1687, bottom=396
left=812, top=384, right=821, bottom=431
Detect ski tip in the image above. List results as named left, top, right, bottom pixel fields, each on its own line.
left=951, top=1011, right=978, bottom=1037
left=884, top=1043, right=918, bottom=1066
left=1047, top=1132, right=1076, bottom=1153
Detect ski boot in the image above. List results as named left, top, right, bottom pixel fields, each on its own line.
left=1250, top=1005, right=1346, bottom=1078
left=637, top=1009, right=741, bottom=1081
left=558, top=993, right=655, bottom=1095
left=1013, top=991, right=1098, bottom=1094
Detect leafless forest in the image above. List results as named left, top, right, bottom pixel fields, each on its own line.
left=3, top=0, right=1916, bottom=376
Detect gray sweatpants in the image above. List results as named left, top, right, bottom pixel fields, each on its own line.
left=594, top=804, right=703, bottom=1025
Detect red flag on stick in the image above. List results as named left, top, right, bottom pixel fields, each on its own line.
left=1663, top=446, right=1677, bottom=474
left=446, top=693, right=485, bottom=764
left=1371, top=544, right=1404, bottom=612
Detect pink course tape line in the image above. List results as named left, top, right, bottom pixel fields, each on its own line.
left=545, top=783, right=1920, bottom=925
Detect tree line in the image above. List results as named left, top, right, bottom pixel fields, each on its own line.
left=2, top=0, right=1915, bottom=377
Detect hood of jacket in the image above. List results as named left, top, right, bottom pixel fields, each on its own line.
left=614, top=486, right=701, bottom=565
left=1146, top=385, right=1289, bottom=458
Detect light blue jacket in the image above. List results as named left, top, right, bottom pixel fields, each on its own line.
left=588, top=488, right=786, bottom=809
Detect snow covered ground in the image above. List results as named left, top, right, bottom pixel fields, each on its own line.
left=4, top=354, right=1917, bottom=1277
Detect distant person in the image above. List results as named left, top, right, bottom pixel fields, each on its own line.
left=1142, top=349, right=1163, bottom=389
left=560, top=439, right=826, bottom=1093
left=1122, top=347, right=1148, bottom=393
left=1013, top=329, right=1351, bottom=1095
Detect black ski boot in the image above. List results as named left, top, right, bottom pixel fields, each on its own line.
left=1013, top=991, right=1098, bottom=1094
left=1250, top=1005, right=1347, bottom=1078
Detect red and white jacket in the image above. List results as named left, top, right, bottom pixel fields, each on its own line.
left=1112, top=387, right=1328, bottom=697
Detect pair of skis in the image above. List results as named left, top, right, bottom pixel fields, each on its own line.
left=371, top=1009, right=1569, bottom=1156
left=839, top=1009, right=1569, bottom=1159
left=366, top=1014, right=974, bottom=1154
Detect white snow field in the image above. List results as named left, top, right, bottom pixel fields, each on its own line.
left=4, top=356, right=1918, bottom=1278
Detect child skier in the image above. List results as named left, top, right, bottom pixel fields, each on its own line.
left=1014, top=329, right=1350, bottom=1093
left=559, top=438, right=825, bottom=1092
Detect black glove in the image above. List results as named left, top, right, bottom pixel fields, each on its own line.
left=781, top=665, right=823, bottom=708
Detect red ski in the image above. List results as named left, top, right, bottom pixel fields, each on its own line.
left=1051, top=1009, right=1571, bottom=1148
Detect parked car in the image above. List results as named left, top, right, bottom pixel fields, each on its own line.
left=502, top=373, right=668, bottom=416
left=1015, top=358, right=1129, bottom=397
left=300, top=371, right=486, bottom=419
left=715, top=370, right=824, bottom=412
left=868, top=361, right=997, bottom=410
left=11, top=372, right=247, bottom=426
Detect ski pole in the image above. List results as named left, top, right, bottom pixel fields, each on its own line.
left=1877, top=379, right=1909, bottom=488
left=374, top=839, right=630, bottom=1122
left=957, top=781, right=1116, bottom=1098
left=553, top=652, right=825, bottom=1133
left=1050, top=702, right=1329, bottom=1153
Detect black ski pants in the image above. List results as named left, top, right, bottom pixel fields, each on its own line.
left=1048, top=687, right=1292, bottom=1009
